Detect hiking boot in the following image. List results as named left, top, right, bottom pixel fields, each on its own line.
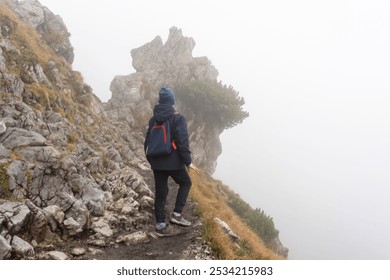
left=155, top=225, right=182, bottom=237
left=169, top=212, right=192, bottom=227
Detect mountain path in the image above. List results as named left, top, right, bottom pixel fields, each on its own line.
left=37, top=169, right=215, bottom=260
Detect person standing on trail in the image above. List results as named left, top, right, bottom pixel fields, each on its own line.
left=144, top=86, right=200, bottom=237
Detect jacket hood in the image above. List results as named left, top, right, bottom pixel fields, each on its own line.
left=153, top=104, right=175, bottom=122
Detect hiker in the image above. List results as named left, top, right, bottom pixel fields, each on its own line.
left=144, top=86, right=200, bottom=237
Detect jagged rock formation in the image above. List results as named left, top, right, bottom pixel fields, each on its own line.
left=104, top=27, right=222, bottom=174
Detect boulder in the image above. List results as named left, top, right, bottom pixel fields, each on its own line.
left=91, top=220, right=113, bottom=238
left=0, top=200, right=31, bottom=234
left=71, top=247, right=86, bottom=256
left=18, top=146, right=61, bottom=164
left=11, top=235, right=34, bottom=257
left=41, top=205, right=64, bottom=234
left=0, top=72, right=24, bottom=97
left=63, top=217, right=83, bottom=236
left=0, top=128, right=46, bottom=149
left=214, top=218, right=240, bottom=241
left=40, top=250, right=69, bottom=260
left=71, top=176, right=106, bottom=216
left=0, top=235, right=11, bottom=260
left=116, top=231, right=149, bottom=245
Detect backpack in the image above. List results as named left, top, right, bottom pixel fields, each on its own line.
left=146, top=114, right=178, bottom=158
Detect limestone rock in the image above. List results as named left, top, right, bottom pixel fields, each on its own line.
left=63, top=217, right=83, bottom=236
left=116, top=231, right=149, bottom=245
left=40, top=250, right=69, bottom=260
left=0, top=200, right=32, bottom=234
left=0, top=235, right=11, bottom=260
left=0, top=72, right=24, bottom=97
left=0, top=121, right=6, bottom=135
left=71, top=247, right=86, bottom=256
left=43, top=205, right=65, bottom=232
left=214, top=218, right=240, bottom=241
left=0, top=144, right=10, bottom=158
left=73, top=177, right=107, bottom=217
left=139, top=196, right=154, bottom=208
left=23, top=63, right=52, bottom=87
left=0, top=128, right=46, bottom=149
left=91, top=220, right=113, bottom=238
left=87, top=239, right=106, bottom=247
left=18, top=146, right=61, bottom=163
left=269, top=237, right=289, bottom=259
left=11, top=235, right=34, bottom=257
left=6, top=0, right=74, bottom=63
left=0, top=48, right=5, bottom=71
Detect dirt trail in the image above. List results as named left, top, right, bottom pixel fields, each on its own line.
left=45, top=169, right=215, bottom=260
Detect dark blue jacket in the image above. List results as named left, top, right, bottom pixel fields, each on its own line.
left=144, top=104, right=192, bottom=170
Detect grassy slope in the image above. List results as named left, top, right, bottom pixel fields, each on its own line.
left=190, top=171, right=283, bottom=260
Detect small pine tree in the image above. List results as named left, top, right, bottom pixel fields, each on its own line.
left=174, top=80, right=249, bottom=129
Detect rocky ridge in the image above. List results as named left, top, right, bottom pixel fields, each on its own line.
left=0, top=0, right=287, bottom=260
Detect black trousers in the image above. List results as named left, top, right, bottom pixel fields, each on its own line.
left=153, top=168, right=192, bottom=223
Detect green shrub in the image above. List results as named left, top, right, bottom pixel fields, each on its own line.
left=0, top=162, right=11, bottom=198
left=228, top=197, right=279, bottom=246
left=174, top=80, right=249, bottom=129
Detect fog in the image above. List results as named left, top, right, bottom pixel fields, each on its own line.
left=39, top=0, right=390, bottom=259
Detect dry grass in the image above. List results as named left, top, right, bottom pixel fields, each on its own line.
left=189, top=171, right=283, bottom=260
left=0, top=3, right=61, bottom=66
left=1, top=4, right=92, bottom=110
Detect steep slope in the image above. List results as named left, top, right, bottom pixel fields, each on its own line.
left=0, top=1, right=155, bottom=259
left=0, top=0, right=287, bottom=260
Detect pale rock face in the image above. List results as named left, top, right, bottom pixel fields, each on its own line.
left=105, top=26, right=222, bottom=174
left=91, top=220, right=113, bottom=237
left=0, top=235, right=11, bottom=260
left=0, top=128, right=47, bottom=149
left=11, top=235, right=35, bottom=257
left=0, top=48, right=5, bottom=70
left=0, top=200, right=32, bottom=234
left=214, top=217, right=240, bottom=241
left=2, top=0, right=74, bottom=63
left=0, top=121, right=6, bottom=135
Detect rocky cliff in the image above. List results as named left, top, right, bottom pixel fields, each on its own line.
left=0, top=0, right=287, bottom=260
left=104, top=26, right=222, bottom=174
left=0, top=0, right=155, bottom=259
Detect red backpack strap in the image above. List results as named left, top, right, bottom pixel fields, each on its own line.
left=171, top=112, right=180, bottom=150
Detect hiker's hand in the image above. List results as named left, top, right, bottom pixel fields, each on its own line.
left=188, top=163, right=200, bottom=174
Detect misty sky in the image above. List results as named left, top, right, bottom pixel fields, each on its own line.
left=38, top=0, right=390, bottom=259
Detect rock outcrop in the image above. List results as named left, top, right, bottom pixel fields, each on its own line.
left=104, top=27, right=222, bottom=174
left=1, top=0, right=74, bottom=63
